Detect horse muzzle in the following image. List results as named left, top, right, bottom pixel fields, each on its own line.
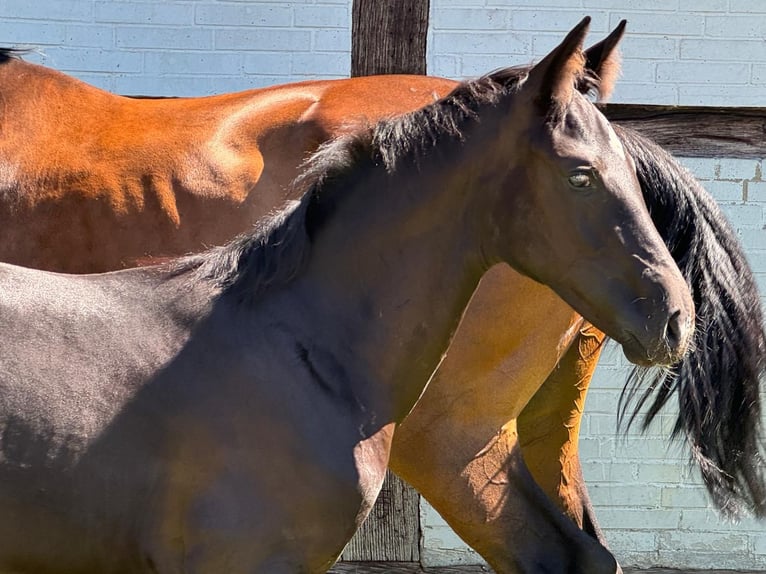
left=620, top=302, right=695, bottom=367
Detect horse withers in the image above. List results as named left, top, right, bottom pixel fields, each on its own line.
left=0, top=19, right=691, bottom=573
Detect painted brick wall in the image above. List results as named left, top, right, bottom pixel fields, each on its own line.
left=429, top=0, right=766, bottom=105
left=0, top=0, right=351, bottom=96
left=3, top=0, right=766, bottom=570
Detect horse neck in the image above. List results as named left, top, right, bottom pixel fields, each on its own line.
left=291, top=107, right=520, bottom=421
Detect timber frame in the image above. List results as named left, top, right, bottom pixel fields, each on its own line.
left=602, top=104, right=766, bottom=158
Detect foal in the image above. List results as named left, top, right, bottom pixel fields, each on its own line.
left=0, top=19, right=690, bottom=573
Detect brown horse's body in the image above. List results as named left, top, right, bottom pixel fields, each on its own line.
left=1, top=55, right=454, bottom=273
left=0, top=48, right=605, bottom=565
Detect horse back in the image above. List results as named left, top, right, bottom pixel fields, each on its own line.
left=0, top=55, right=457, bottom=273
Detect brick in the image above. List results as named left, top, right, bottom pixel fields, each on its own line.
left=238, top=75, right=303, bottom=89
left=195, top=4, right=293, bottom=27
left=581, top=387, right=624, bottom=414
left=721, top=202, right=762, bottom=229
left=751, top=534, right=766, bottom=555
left=680, top=0, right=727, bottom=9
left=588, top=413, right=627, bottom=437
left=429, top=55, right=459, bottom=78
left=312, top=29, right=350, bottom=52
left=590, top=483, right=662, bottom=507
left=582, top=460, right=637, bottom=483
left=0, top=0, right=92, bottom=22
left=661, top=486, right=711, bottom=508
left=35, top=47, right=142, bottom=74
left=731, top=0, right=766, bottom=12
left=705, top=180, right=746, bottom=202
left=677, top=156, right=718, bottom=179
left=619, top=36, right=678, bottom=60
left=611, top=82, right=678, bottom=105
left=614, top=436, right=686, bottom=460
left=717, top=157, right=761, bottom=180
left=743, top=250, right=766, bottom=270
left=116, top=26, right=213, bottom=50
left=459, top=53, right=532, bottom=77
left=657, top=62, right=750, bottom=84
left=656, top=550, right=759, bottom=570
left=96, top=2, right=194, bottom=25
left=431, top=31, right=530, bottom=55
left=144, top=51, right=243, bottom=76
left=432, top=8, right=511, bottom=31
left=113, top=74, right=217, bottom=97
left=441, top=0, right=488, bottom=5
left=660, top=530, right=749, bottom=551
left=737, top=227, right=766, bottom=252
left=706, top=15, right=766, bottom=38
left=608, top=13, right=705, bottom=36
left=746, top=181, right=766, bottom=202
left=291, top=52, right=347, bottom=76
left=579, top=437, right=615, bottom=458
left=0, top=21, right=66, bottom=45
left=586, top=0, right=678, bottom=8
left=749, top=64, right=766, bottom=84
left=294, top=5, right=349, bottom=28
left=678, top=84, right=766, bottom=106
left=487, top=0, right=583, bottom=5
left=243, top=52, right=295, bottom=76
left=637, top=461, right=696, bottom=484
left=678, top=508, right=743, bottom=531
left=681, top=38, right=766, bottom=62
left=619, top=59, right=657, bottom=83
left=602, top=529, right=659, bottom=552
left=512, top=10, right=609, bottom=33
left=215, top=28, right=311, bottom=51
left=595, top=507, right=680, bottom=529
left=589, top=366, right=632, bottom=391
left=64, top=25, right=115, bottom=48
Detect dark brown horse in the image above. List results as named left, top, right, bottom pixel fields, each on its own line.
left=0, top=20, right=764, bottom=574
left=0, top=20, right=694, bottom=573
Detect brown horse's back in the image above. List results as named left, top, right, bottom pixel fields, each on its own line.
left=0, top=54, right=456, bottom=272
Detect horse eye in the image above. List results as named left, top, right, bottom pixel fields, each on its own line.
left=568, top=172, right=593, bottom=189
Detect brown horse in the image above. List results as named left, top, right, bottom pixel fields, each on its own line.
left=0, top=21, right=763, bottom=573
left=0, top=20, right=693, bottom=573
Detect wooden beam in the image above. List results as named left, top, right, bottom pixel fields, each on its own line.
left=602, top=104, right=766, bottom=158
left=351, top=0, right=430, bottom=76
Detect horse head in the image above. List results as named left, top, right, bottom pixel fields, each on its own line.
left=487, top=18, right=695, bottom=367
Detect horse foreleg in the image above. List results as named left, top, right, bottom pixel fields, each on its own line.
left=517, top=322, right=608, bottom=544
left=391, top=417, right=618, bottom=574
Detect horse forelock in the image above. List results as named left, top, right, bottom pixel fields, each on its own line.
left=614, top=124, right=766, bottom=518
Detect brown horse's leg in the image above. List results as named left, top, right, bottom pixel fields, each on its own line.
left=391, top=418, right=618, bottom=574
left=517, top=323, right=608, bottom=544
left=389, top=267, right=619, bottom=573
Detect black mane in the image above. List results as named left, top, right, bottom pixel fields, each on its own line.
left=615, top=124, right=766, bottom=517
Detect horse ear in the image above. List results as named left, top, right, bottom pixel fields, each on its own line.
left=527, top=16, right=590, bottom=120
left=580, top=19, right=626, bottom=101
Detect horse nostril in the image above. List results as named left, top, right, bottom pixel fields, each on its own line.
left=665, top=309, right=686, bottom=351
